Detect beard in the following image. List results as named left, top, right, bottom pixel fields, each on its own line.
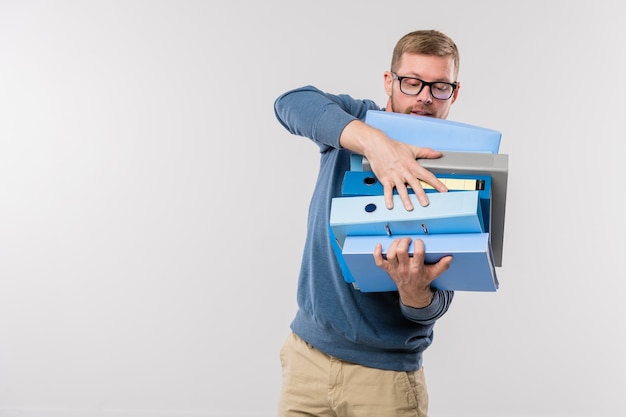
left=389, top=92, right=432, bottom=116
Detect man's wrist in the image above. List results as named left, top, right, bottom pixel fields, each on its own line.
left=401, top=287, right=435, bottom=309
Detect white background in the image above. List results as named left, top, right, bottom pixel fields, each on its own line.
left=1, top=1, right=625, bottom=416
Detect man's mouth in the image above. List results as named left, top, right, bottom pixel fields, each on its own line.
left=410, top=109, right=432, bottom=117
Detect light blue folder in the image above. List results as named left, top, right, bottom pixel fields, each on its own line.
left=351, top=111, right=502, bottom=171
left=365, top=110, right=501, bottom=153
left=341, top=233, right=498, bottom=292
left=330, top=191, right=484, bottom=247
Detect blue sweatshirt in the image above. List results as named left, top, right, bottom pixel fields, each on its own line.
left=274, top=85, right=454, bottom=372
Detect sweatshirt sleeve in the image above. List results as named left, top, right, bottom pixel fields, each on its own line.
left=400, top=290, right=455, bottom=325
left=274, top=85, right=381, bottom=151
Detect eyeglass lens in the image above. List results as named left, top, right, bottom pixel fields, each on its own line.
left=400, top=78, right=453, bottom=100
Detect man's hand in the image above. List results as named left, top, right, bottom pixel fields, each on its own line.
left=339, top=120, right=447, bottom=210
left=373, top=237, right=452, bottom=308
left=366, top=139, right=446, bottom=210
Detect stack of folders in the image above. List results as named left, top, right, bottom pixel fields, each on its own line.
left=329, top=110, right=508, bottom=292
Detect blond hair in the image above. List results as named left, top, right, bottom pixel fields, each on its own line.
left=391, top=30, right=460, bottom=78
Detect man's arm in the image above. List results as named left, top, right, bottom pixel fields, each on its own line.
left=273, top=85, right=375, bottom=151
left=400, top=287, right=455, bottom=324
left=274, top=86, right=447, bottom=208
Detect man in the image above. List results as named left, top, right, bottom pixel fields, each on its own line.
left=274, top=29, right=461, bottom=417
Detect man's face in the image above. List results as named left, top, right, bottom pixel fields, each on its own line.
left=384, top=52, right=459, bottom=120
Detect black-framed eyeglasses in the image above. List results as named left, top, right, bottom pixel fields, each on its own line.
left=391, top=72, right=458, bottom=100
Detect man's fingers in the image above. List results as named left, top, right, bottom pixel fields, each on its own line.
left=414, top=146, right=443, bottom=160
left=383, top=185, right=394, bottom=210
left=382, top=181, right=415, bottom=211
left=395, top=237, right=412, bottom=263
left=396, top=185, right=414, bottom=211
left=422, top=173, right=448, bottom=193
left=411, top=239, right=425, bottom=263
left=430, top=255, right=453, bottom=276
left=373, top=243, right=385, bottom=267
left=405, top=177, right=430, bottom=207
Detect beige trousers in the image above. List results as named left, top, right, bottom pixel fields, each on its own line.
left=278, top=332, right=429, bottom=417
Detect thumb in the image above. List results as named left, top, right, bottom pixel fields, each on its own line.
left=431, top=255, right=453, bottom=276
left=414, top=146, right=443, bottom=160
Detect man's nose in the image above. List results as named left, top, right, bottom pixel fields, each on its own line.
left=415, top=85, right=432, bottom=103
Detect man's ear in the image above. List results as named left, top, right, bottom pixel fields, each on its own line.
left=451, top=81, right=461, bottom=103
left=383, top=71, right=394, bottom=97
